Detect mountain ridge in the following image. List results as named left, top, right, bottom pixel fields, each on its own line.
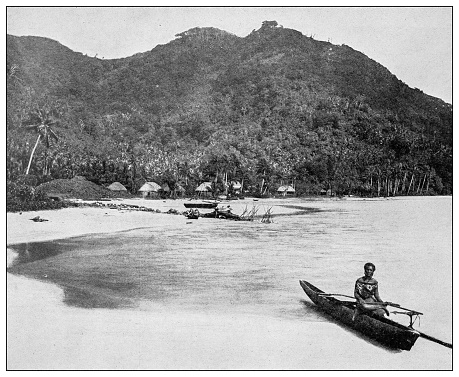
left=6, top=22, right=452, bottom=196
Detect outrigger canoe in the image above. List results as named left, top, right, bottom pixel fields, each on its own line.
left=299, top=280, right=420, bottom=350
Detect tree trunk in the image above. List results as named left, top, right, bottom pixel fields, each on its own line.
left=132, top=159, right=137, bottom=193
left=262, top=184, right=268, bottom=196
left=401, top=172, right=407, bottom=194
left=43, top=152, right=46, bottom=176
left=26, top=134, right=41, bottom=175
left=407, top=173, right=415, bottom=194
left=425, top=172, right=430, bottom=193
left=420, top=173, right=427, bottom=194
left=417, top=174, right=424, bottom=194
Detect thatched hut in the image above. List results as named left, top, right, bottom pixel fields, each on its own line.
left=320, top=188, right=333, bottom=196
left=195, top=182, right=213, bottom=197
left=108, top=182, right=127, bottom=191
left=138, top=181, right=161, bottom=198
left=230, top=181, right=242, bottom=195
left=277, top=185, right=295, bottom=196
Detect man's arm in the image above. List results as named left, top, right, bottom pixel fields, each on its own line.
left=354, top=281, right=364, bottom=304
left=373, top=284, right=383, bottom=302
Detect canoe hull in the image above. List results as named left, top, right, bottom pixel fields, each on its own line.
left=184, top=202, right=217, bottom=209
left=299, top=280, right=420, bottom=351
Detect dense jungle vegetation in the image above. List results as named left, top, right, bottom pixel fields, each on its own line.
left=7, top=21, right=452, bottom=210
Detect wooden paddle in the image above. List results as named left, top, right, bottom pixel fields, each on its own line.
left=418, top=331, right=452, bottom=349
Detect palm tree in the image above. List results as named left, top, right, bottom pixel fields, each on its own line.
left=24, top=109, right=58, bottom=175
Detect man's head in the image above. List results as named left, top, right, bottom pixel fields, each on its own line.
left=364, top=262, right=375, bottom=278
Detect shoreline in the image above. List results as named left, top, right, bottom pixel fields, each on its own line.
left=7, top=196, right=323, bottom=246
left=7, top=195, right=451, bottom=267
left=7, top=194, right=450, bottom=236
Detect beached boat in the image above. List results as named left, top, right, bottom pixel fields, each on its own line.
left=183, top=201, right=218, bottom=209
left=299, top=280, right=420, bottom=350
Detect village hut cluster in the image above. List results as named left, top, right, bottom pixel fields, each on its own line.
left=106, top=179, right=300, bottom=199
left=195, top=180, right=243, bottom=198
left=276, top=185, right=295, bottom=197
left=137, top=182, right=186, bottom=198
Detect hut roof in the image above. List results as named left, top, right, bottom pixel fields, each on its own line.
left=277, top=185, right=295, bottom=193
left=108, top=182, right=127, bottom=191
left=230, top=181, right=242, bottom=189
left=195, top=182, right=212, bottom=192
left=139, top=182, right=161, bottom=192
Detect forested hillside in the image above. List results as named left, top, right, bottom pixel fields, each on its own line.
left=7, top=21, right=452, bottom=201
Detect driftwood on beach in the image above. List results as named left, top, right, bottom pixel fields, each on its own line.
left=76, top=201, right=162, bottom=213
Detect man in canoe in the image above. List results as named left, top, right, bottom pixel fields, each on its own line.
left=353, top=262, right=389, bottom=320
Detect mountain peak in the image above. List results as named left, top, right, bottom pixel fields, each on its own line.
left=260, top=20, right=282, bottom=29
left=175, top=27, right=236, bottom=41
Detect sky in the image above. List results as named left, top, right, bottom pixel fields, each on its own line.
left=5, top=5, right=453, bottom=103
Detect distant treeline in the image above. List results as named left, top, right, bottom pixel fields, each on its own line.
left=6, top=22, right=452, bottom=204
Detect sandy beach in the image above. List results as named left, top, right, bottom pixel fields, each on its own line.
left=6, top=197, right=452, bottom=370
left=7, top=197, right=330, bottom=370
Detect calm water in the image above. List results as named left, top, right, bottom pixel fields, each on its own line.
left=7, top=196, right=452, bottom=368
